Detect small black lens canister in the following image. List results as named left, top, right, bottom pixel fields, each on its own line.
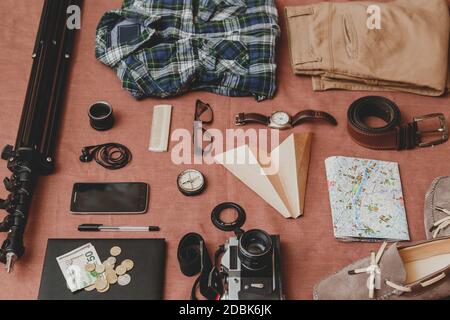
left=88, top=101, right=115, bottom=131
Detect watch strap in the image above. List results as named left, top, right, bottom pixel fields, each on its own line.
left=292, top=110, right=338, bottom=127
left=235, top=113, right=270, bottom=126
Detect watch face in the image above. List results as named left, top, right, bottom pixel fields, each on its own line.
left=177, top=169, right=205, bottom=195
left=271, top=112, right=290, bottom=126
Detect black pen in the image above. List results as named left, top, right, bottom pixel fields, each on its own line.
left=78, top=224, right=160, bottom=232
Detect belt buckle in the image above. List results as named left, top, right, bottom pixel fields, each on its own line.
left=414, top=113, right=449, bottom=147
left=235, top=114, right=245, bottom=126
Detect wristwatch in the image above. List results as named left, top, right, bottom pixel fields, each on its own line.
left=235, top=110, right=337, bottom=130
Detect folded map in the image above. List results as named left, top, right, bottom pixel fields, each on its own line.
left=325, top=156, right=410, bottom=242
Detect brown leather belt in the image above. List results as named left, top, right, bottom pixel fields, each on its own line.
left=347, top=96, right=448, bottom=150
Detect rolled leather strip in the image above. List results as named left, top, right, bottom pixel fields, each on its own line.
left=177, top=233, right=223, bottom=300
left=347, top=96, right=418, bottom=150
left=177, top=233, right=204, bottom=277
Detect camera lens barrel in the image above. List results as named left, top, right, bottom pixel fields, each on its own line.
left=88, top=101, right=115, bottom=131
left=238, top=229, right=273, bottom=271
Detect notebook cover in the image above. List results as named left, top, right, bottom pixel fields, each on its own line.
left=38, top=238, right=166, bottom=300
left=325, top=156, right=410, bottom=242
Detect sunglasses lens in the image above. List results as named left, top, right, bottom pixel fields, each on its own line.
left=193, top=129, right=214, bottom=155
left=203, top=134, right=214, bottom=155
left=196, top=101, right=213, bottom=123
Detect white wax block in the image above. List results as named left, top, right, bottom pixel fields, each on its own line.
left=149, top=105, right=172, bottom=152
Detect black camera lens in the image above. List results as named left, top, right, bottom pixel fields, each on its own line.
left=88, top=101, right=115, bottom=131
left=238, top=229, right=273, bottom=271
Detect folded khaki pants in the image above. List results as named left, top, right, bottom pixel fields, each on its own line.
left=285, top=0, right=450, bottom=96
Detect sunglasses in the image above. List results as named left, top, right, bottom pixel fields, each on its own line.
left=193, top=100, right=214, bottom=155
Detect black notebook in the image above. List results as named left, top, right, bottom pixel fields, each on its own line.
left=38, top=238, right=166, bottom=300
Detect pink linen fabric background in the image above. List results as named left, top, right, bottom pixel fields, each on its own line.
left=0, top=0, right=449, bottom=300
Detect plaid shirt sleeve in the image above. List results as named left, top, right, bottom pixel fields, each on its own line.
left=95, top=0, right=280, bottom=101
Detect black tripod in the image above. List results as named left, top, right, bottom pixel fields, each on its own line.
left=0, top=0, right=82, bottom=272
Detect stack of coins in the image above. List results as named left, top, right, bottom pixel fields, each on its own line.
left=84, top=246, right=134, bottom=293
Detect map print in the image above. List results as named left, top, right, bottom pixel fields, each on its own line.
left=325, top=156, right=410, bottom=242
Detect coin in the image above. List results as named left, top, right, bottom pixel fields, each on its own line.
left=121, top=259, right=134, bottom=271
left=110, top=246, right=122, bottom=257
left=115, top=265, right=127, bottom=276
left=106, top=257, right=117, bottom=265
left=95, top=278, right=108, bottom=291
left=106, top=270, right=118, bottom=285
left=85, top=263, right=96, bottom=272
left=105, top=263, right=115, bottom=272
left=104, top=260, right=114, bottom=267
left=97, top=282, right=110, bottom=293
left=95, top=264, right=106, bottom=274
left=84, top=283, right=96, bottom=292
left=118, top=274, right=131, bottom=286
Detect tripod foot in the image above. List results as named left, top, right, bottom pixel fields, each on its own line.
left=5, top=253, right=16, bottom=273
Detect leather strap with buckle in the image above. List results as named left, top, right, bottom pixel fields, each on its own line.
left=347, top=96, right=448, bottom=150
left=177, top=233, right=224, bottom=300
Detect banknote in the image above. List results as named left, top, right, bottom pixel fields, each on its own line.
left=56, top=243, right=101, bottom=292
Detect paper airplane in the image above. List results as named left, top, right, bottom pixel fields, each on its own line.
left=215, top=133, right=312, bottom=218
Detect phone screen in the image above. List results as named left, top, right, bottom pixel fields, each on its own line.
left=71, top=183, right=149, bottom=214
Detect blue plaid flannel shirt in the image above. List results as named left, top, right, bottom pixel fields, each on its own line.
left=95, top=0, right=280, bottom=101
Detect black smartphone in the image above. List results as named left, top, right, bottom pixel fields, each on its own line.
left=70, top=182, right=149, bottom=215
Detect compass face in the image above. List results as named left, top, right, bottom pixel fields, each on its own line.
left=177, top=169, right=205, bottom=195
left=270, top=112, right=290, bottom=126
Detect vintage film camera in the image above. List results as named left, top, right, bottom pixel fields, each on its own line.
left=211, top=203, right=284, bottom=300
left=220, top=229, right=284, bottom=300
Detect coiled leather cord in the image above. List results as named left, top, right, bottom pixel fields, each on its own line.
left=79, top=143, right=132, bottom=170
